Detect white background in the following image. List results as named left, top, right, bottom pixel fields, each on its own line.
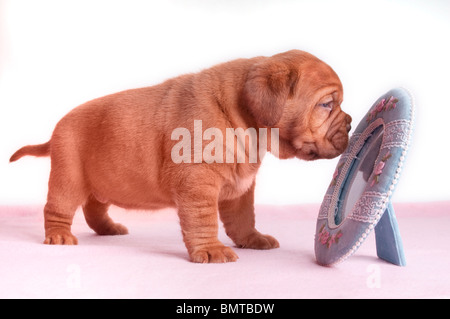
left=1, top=0, right=449, bottom=205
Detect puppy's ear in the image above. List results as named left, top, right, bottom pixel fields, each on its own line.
left=242, top=58, right=298, bottom=127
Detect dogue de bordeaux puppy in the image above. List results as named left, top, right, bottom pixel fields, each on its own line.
left=10, top=50, right=352, bottom=263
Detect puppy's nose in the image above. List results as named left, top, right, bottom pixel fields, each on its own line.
left=346, top=114, right=352, bottom=132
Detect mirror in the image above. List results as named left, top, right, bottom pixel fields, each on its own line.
left=334, top=125, right=384, bottom=226
left=315, top=88, right=414, bottom=266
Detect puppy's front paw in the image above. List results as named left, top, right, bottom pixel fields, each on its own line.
left=190, top=245, right=239, bottom=263
left=237, top=232, right=279, bottom=250
left=44, top=228, right=78, bottom=245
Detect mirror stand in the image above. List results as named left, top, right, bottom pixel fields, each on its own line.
left=375, top=202, right=406, bottom=266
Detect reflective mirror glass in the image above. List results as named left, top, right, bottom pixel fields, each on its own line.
left=334, top=125, right=384, bottom=226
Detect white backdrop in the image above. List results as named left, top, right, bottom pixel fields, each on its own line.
left=1, top=0, right=449, bottom=205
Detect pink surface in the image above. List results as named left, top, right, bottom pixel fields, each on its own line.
left=1, top=202, right=449, bottom=299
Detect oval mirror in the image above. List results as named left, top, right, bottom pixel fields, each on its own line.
left=315, top=88, right=414, bottom=266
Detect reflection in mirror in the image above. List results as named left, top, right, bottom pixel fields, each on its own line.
left=334, top=125, right=384, bottom=226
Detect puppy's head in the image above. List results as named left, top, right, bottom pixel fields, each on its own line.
left=242, top=50, right=352, bottom=160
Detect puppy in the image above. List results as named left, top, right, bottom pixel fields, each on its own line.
left=10, top=50, right=351, bottom=263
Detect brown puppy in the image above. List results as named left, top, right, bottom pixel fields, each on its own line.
left=10, top=50, right=351, bottom=263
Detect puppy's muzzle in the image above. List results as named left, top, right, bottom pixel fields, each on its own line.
left=328, top=113, right=352, bottom=154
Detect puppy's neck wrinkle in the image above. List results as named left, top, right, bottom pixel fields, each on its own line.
left=210, top=59, right=260, bottom=132
left=212, top=93, right=234, bottom=129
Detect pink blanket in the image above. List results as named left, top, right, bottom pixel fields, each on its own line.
left=1, top=202, right=449, bottom=298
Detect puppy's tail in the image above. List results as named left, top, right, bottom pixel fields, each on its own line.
left=9, top=141, right=51, bottom=162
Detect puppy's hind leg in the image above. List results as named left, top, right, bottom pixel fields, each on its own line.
left=82, top=194, right=128, bottom=236
left=43, top=134, right=89, bottom=245
left=44, top=168, right=85, bottom=245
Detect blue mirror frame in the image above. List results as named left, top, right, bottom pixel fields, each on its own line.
left=315, top=88, right=414, bottom=266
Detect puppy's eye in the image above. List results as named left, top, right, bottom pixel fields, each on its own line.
left=319, top=101, right=333, bottom=110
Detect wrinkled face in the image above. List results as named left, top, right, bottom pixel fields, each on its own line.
left=287, top=84, right=352, bottom=160
left=243, top=50, right=352, bottom=161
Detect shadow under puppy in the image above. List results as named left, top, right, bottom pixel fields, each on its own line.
left=10, top=50, right=352, bottom=263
